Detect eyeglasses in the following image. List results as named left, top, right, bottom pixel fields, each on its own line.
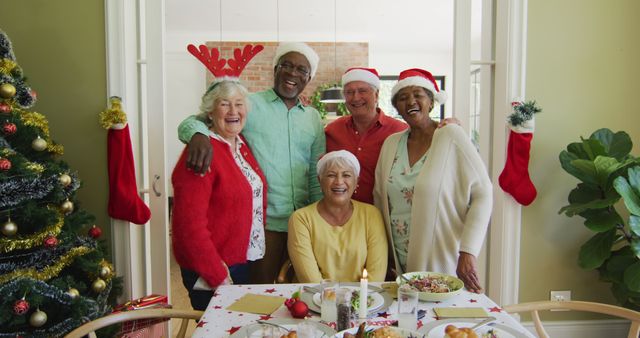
left=277, top=63, right=310, bottom=77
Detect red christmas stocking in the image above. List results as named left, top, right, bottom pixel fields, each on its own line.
left=107, top=124, right=151, bottom=224
left=499, top=119, right=537, bottom=206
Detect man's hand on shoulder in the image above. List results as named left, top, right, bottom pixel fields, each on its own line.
left=186, top=133, right=213, bottom=174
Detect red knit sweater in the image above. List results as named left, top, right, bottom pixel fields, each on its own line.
left=171, top=135, right=267, bottom=287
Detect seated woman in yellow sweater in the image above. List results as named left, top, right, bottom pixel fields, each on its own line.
left=288, top=150, right=388, bottom=282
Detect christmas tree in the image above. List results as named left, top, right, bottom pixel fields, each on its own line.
left=0, top=29, right=120, bottom=337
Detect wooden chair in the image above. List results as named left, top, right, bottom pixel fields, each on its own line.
left=64, top=308, right=203, bottom=338
left=276, top=258, right=295, bottom=283
left=503, top=300, right=640, bottom=338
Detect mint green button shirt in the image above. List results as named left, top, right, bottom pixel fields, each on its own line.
left=178, top=88, right=326, bottom=232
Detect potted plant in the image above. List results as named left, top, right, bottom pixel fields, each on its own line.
left=559, top=128, right=640, bottom=310
left=310, top=83, right=349, bottom=119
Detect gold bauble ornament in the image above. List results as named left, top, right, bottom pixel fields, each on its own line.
left=0, top=83, right=16, bottom=99
left=92, top=278, right=106, bottom=293
left=66, top=288, right=80, bottom=298
left=32, top=136, right=48, bottom=152
left=61, top=199, right=74, bottom=214
left=59, top=173, right=72, bottom=187
left=29, top=309, right=48, bottom=327
left=99, top=266, right=112, bottom=279
left=1, top=219, right=17, bottom=236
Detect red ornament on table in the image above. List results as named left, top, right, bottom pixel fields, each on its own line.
left=0, top=158, right=11, bottom=171
left=13, top=299, right=30, bottom=315
left=2, top=122, right=17, bottom=135
left=285, top=298, right=309, bottom=319
left=0, top=102, right=10, bottom=114
left=44, top=235, right=58, bottom=248
left=88, top=225, right=102, bottom=239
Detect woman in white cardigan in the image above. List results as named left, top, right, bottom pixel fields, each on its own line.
left=373, top=68, right=492, bottom=293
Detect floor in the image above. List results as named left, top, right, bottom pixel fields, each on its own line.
left=170, top=252, right=198, bottom=337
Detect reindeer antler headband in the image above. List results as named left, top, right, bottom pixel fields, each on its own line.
left=187, top=43, right=264, bottom=92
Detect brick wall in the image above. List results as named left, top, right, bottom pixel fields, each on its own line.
left=203, top=41, right=368, bottom=98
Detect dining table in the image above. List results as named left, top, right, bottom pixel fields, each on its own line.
left=191, top=282, right=535, bottom=338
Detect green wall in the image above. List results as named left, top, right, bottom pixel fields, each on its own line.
left=522, top=0, right=640, bottom=319
left=0, top=1, right=111, bottom=252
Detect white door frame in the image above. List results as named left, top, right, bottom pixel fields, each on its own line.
left=453, top=0, right=528, bottom=306
left=105, top=0, right=527, bottom=307
left=104, top=0, right=170, bottom=302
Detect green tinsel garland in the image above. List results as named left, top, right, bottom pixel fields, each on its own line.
left=0, top=277, right=112, bottom=338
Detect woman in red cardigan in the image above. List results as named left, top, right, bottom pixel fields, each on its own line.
left=171, top=80, right=267, bottom=310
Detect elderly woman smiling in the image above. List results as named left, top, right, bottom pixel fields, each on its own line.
left=288, top=150, right=388, bottom=283
left=171, top=80, right=267, bottom=310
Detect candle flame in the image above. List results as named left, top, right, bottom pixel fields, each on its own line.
left=363, top=268, right=368, bottom=279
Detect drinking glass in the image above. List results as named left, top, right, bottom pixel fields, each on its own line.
left=397, top=285, right=419, bottom=330
left=320, top=279, right=338, bottom=322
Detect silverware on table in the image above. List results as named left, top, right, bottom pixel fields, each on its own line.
left=392, top=269, right=411, bottom=283
left=303, top=285, right=381, bottom=294
left=471, top=316, right=497, bottom=331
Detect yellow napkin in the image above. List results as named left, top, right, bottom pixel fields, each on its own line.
left=434, top=307, right=490, bottom=318
left=381, top=282, right=399, bottom=299
left=226, top=293, right=286, bottom=315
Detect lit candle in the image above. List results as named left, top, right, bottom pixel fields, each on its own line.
left=359, top=268, right=368, bottom=319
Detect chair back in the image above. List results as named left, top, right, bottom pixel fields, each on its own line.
left=503, top=300, right=640, bottom=338
left=64, top=308, right=203, bottom=338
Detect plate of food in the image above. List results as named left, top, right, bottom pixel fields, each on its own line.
left=418, top=319, right=531, bottom=338
left=396, top=271, right=464, bottom=302
left=301, top=282, right=393, bottom=315
left=229, top=319, right=337, bottom=338
left=311, top=287, right=384, bottom=313
left=334, top=323, right=425, bottom=338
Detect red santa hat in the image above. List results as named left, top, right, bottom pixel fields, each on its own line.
left=391, top=68, right=447, bottom=104
left=272, top=42, right=320, bottom=78
left=341, top=67, right=380, bottom=89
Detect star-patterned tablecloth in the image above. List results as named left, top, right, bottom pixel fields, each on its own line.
left=191, top=283, right=534, bottom=338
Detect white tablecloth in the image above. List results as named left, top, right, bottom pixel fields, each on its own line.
left=191, top=283, right=533, bottom=337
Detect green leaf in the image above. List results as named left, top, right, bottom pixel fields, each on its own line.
left=593, top=156, right=624, bottom=187
left=628, top=166, right=640, bottom=197
left=566, top=142, right=590, bottom=160
left=559, top=150, right=586, bottom=181
left=559, top=196, right=619, bottom=216
left=631, top=239, right=640, bottom=259
left=578, top=230, right=616, bottom=269
left=580, top=208, right=622, bottom=232
left=630, top=215, right=640, bottom=237
left=581, top=138, right=607, bottom=160
left=614, top=175, right=640, bottom=215
left=569, top=184, right=604, bottom=204
left=571, top=159, right=599, bottom=185
left=624, top=261, right=640, bottom=292
left=591, top=128, right=632, bottom=161
left=605, top=255, right=636, bottom=283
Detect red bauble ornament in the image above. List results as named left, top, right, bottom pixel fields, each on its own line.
left=0, top=158, right=10, bottom=171
left=0, top=102, right=10, bottom=114
left=2, top=122, right=16, bottom=135
left=289, top=300, right=309, bottom=319
left=44, top=235, right=58, bottom=248
left=13, top=299, right=30, bottom=315
left=30, top=89, right=37, bottom=100
left=88, top=225, right=102, bottom=239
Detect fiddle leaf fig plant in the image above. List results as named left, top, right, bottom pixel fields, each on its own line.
left=559, top=128, right=640, bottom=310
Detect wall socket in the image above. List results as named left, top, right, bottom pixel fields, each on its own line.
left=550, top=290, right=571, bottom=311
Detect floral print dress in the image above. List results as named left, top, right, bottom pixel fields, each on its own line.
left=386, top=131, right=428, bottom=272
left=211, top=132, right=265, bottom=261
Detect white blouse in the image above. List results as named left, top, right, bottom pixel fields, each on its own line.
left=210, top=132, right=265, bottom=261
